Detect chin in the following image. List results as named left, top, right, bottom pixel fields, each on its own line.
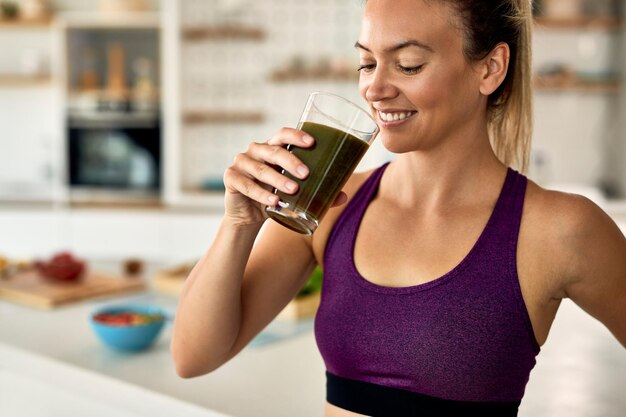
left=380, top=133, right=414, bottom=155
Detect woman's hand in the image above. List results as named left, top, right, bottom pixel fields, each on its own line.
left=223, top=128, right=314, bottom=228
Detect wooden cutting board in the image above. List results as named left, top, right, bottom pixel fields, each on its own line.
left=0, top=269, right=146, bottom=309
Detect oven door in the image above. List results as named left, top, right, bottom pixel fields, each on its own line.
left=67, top=114, right=161, bottom=202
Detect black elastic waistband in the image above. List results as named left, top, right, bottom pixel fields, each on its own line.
left=326, top=372, right=520, bottom=417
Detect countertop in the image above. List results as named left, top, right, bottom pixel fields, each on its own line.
left=0, top=264, right=327, bottom=417
left=1, top=259, right=626, bottom=417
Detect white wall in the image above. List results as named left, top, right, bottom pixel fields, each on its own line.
left=531, top=27, right=624, bottom=190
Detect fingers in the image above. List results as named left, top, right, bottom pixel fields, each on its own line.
left=266, top=127, right=314, bottom=148
left=244, top=142, right=310, bottom=181
left=236, top=152, right=301, bottom=194
left=224, top=167, right=279, bottom=205
left=224, top=128, right=314, bottom=206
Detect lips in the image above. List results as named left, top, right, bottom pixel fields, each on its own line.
left=377, top=110, right=416, bottom=123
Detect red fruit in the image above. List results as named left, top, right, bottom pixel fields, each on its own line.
left=52, top=252, right=74, bottom=263
left=36, top=252, right=86, bottom=283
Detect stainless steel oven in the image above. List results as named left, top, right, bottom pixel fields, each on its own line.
left=67, top=111, right=161, bottom=203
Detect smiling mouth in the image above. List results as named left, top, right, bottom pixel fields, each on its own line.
left=377, top=110, right=416, bottom=123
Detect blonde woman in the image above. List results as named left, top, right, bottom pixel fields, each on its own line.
left=172, top=0, right=626, bottom=415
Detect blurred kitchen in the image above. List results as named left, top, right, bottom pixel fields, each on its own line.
left=0, top=1, right=625, bottom=417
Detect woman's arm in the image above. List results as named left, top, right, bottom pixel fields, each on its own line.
left=171, top=219, right=316, bottom=378
left=558, top=195, right=626, bottom=348
left=171, top=128, right=321, bottom=377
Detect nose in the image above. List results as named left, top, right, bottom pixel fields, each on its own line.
left=361, top=66, right=398, bottom=103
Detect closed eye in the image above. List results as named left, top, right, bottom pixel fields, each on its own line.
left=398, top=64, right=424, bottom=75
left=357, top=64, right=376, bottom=73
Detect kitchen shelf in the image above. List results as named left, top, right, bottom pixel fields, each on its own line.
left=59, top=12, right=160, bottom=29
left=181, top=25, right=266, bottom=41
left=534, top=75, right=622, bottom=94
left=0, top=17, right=52, bottom=29
left=534, top=16, right=623, bottom=31
left=271, top=69, right=358, bottom=83
left=0, top=74, right=53, bottom=86
left=182, top=110, right=265, bottom=125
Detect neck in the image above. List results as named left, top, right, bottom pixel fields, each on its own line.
left=381, top=130, right=506, bottom=212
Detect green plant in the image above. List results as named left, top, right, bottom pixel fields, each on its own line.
left=297, top=266, right=323, bottom=297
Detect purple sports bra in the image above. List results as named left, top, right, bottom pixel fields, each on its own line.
left=314, top=163, right=540, bottom=415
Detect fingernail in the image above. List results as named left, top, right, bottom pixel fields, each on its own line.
left=297, top=165, right=309, bottom=177
left=303, top=135, right=314, bottom=144
left=285, top=181, right=297, bottom=192
left=268, top=195, right=277, bottom=204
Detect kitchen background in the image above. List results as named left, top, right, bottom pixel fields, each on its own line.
left=0, top=0, right=625, bottom=262
left=1, top=1, right=626, bottom=417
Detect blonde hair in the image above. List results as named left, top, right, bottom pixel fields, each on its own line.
left=445, top=0, right=534, bottom=172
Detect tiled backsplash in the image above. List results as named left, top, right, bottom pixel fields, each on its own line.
left=177, top=0, right=393, bottom=191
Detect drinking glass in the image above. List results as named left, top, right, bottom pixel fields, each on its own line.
left=265, top=92, right=379, bottom=235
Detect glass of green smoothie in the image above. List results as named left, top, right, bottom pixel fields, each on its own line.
left=265, top=92, right=379, bottom=235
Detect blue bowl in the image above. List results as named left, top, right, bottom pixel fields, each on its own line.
left=90, top=305, right=167, bottom=352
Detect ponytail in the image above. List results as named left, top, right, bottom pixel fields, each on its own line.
left=445, top=0, right=534, bottom=173
left=488, top=0, right=533, bottom=173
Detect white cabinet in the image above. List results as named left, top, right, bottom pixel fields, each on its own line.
left=0, top=206, right=222, bottom=262
left=0, top=19, right=62, bottom=202
left=0, top=208, right=66, bottom=257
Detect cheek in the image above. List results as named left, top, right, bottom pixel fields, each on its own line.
left=405, top=79, right=443, bottom=109
left=412, top=69, right=468, bottom=110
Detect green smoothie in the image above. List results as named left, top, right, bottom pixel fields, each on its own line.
left=267, top=121, right=370, bottom=234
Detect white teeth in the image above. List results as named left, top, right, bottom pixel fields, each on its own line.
left=379, top=111, right=414, bottom=122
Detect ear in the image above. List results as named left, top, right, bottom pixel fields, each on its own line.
left=478, top=42, right=510, bottom=96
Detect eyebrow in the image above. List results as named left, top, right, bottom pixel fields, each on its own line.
left=354, top=40, right=434, bottom=54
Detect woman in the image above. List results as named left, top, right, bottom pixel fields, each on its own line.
left=171, top=0, right=626, bottom=415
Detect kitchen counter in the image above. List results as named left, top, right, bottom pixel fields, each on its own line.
left=0, top=287, right=327, bottom=417
left=2, top=268, right=626, bottom=417
left=0, top=259, right=327, bottom=417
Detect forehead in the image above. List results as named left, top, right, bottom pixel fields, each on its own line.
left=359, top=0, right=462, bottom=53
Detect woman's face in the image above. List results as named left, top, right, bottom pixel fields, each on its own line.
left=357, top=0, right=486, bottom=154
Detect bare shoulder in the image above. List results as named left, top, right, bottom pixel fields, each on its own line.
left=522, top=180, right=626, bottom=345
left=311, top=168, right=377, bottom=265
left=524, top=180, right=622, bottom=256
left=524, top=180, right=608, bottom=236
